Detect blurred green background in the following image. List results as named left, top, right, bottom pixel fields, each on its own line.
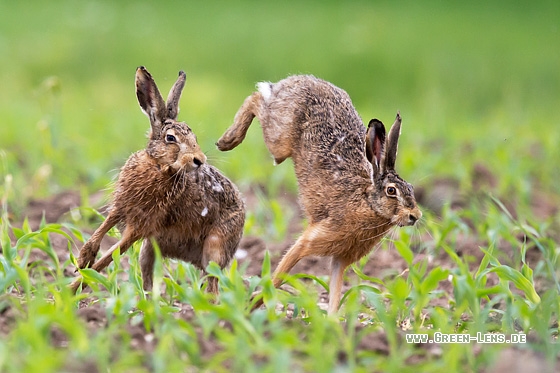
left=1, top=0, right=559, bottom=215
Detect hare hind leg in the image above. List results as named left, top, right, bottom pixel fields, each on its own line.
left=271, top=240, right=353, bottom=316
left=272, top=235, right=311, bottom=288
left=217, top=90, right=292, bottom=164
left=201, top=233, right=231, bottom=295
left=271, top=222, right=331, bottom=288
left=139, top=239, right=155, bottom=291
left=250, top=234, right=312, bottom=311
left=216, top=93, right=261, bottom=151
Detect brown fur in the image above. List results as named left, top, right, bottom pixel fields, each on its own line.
left=217, top=75, right=421, bottom=314
left=70, top=67, right=245, bottom=294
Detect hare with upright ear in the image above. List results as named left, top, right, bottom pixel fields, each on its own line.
left=217, top=75, right=421, bottom=315
left=70, top=66, right=245, bottom=294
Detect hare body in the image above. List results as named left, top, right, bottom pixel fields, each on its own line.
left=71, top=67, right=245, bottom=294
left=217, top=75, right=421, bottom=314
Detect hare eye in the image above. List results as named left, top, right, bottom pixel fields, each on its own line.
left=386, top=186, right=397, bottom=196
left=166, top=134, right=177, bottom=143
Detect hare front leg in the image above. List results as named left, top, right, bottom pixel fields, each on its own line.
left=90, top=226, right=140, bottom=273
left=216, top=93, right=261, bottom=151
left=327, top=256, right=353, bottom=315
left=70, top=226, right=141, bottom=293
left=77, top=212, right=120, bottom=269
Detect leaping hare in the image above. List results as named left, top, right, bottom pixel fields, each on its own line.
left=217, top=75, right=421, bottom=314
left=70, top=66, right=245, bottom=294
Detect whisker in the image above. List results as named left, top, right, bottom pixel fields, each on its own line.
left=366, top=229, right=395, bottom=253
left=389, top=226, right=398, bottom=243
left=414, top=174, right=433, bottom=183
left=424, top=218, right=443, bottom=228
left=208, top=157, right=232, bottom=167
left=359, top=221, right=394, bottom=232
left=357, top=224, right=393, bottom=243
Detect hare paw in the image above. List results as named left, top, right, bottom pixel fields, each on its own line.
left=76, top=242, right=99, bottom=269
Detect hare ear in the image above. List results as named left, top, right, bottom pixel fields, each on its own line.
left=135, top=66, right=166, bottom=139
left=365, top=119, right=386, bottom=174
left=383, top=112, right=402, bottom=172
left=166, top=70, right=186, bottom=120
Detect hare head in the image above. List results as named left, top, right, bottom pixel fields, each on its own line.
left=136, top=66, right=206, bottom=173
left=365, top=113, right=421, bottom=228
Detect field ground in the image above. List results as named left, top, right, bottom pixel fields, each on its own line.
left=1, top=171, right=558, bottom=371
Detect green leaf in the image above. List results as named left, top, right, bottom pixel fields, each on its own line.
left=421, top=267, right=449, bottom=294
left=476, top=285, right=504, bottom=298
left=479, top=247, right=501, bottom=267
left=489, top=194, right=514, bottom=221
left=78, top=268, right=113, bottom=292
left=291, top=273, right=329, bottom=292
left=1, top=228, right=14, bottom=263
left=22, top=218, right=32, bottom=234
left=261, top=250, right=271, bottom=277
left=340, top=284, right=382, bottom=308
left=391, top=277, right=410, bottom=302
left=475, top=245, right=494, bottom=280
left=11, top=226, right=24, bottom=240
left=12, top=265, right=30, bottom=295
left=205, top=261, right=223, bottom=277
left=521, top=263, right=534, bottom=283
left=63, top=223, right=86, bottom=243
left=394, top=240, right=414, bottom=265
left=489, top=265, right=540, bottom=305
left=350, top=264, right=385, bottom=286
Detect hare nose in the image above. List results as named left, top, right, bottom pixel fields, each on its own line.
left=408, top=213, right=421, bottom=225
left=193, top=157, right=203, bottom=167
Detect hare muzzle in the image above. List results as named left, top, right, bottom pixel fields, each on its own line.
left=405, top=207, right=422, bottom=226
left=394, top=205, right=422, bottom=227
left=171, top=145, right=206, bottom=172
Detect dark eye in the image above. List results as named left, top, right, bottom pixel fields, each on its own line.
left=166, top=134, right=177, bottom=143
left=386, top=186, right=397, bottom=196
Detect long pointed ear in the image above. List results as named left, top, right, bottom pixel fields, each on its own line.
left=383, top=111, right=402, bottom=172
left=365, top=118, right=386, bottom=175
left=135, top=66, right=166, bottom=139
left=166, top=70, right=186, bottom=120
